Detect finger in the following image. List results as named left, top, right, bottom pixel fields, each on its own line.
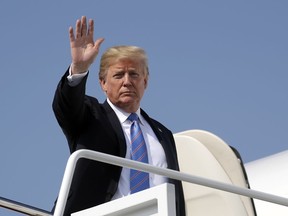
left=69, top=26, right=75, bottom=42
left=81, top=16, right=87, bottom=37
left=87, top=19, right=94, bottom=37
left=75, top=19, right=81, bottom=39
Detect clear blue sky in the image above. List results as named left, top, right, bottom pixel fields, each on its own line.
left=0, top=1, right=287, bottom=215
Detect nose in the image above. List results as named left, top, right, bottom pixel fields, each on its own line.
left=123, top=73, right=132, bottom=86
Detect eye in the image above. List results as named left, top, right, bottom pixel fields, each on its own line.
left=129, top=71, right=140, bottom=78
left=113, top=72, right=124, bottom=79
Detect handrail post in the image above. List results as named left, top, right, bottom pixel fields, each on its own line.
left=53, top=151, right=81, bottom=216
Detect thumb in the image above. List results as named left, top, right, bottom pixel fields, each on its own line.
left=94, top=38, right=105, bottom=52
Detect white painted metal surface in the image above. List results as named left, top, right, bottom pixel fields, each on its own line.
left=175, top=130, right=256, bottom=215
left=245, top=150, right=288, bottom=215
left=72, top=183, right=176, bottom=216
left=174, top=134, right=250, bottom=215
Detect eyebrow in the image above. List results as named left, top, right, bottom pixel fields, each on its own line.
left=112, top=67, right=138, bottom=72
left=113, top=66, right=136, bottom=70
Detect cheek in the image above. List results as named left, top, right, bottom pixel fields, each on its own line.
left=136, top=84, right=146, bottom=98
left=106, top=82, right=120, bottom=95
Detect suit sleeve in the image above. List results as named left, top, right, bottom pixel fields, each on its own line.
left=52, top=67, right=89, bottom=151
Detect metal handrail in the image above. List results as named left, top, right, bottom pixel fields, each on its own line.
left=1, top=149, right=288, bottom=216
left=53, top=149, right=288, bottom=216
left=0, top=196, right=52, bottom=216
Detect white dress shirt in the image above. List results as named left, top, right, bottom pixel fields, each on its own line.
left=107, top=99, right=168, bottom=200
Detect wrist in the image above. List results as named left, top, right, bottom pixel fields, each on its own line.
left=71, top=63, right=89, bottom=75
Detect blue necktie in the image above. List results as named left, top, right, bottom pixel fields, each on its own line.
left=128, top=113, right=150, bottom=194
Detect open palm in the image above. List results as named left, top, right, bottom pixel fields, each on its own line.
left=69, top=16, right=104, bottom=74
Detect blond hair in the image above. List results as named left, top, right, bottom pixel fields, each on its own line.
left=99, top=45, right=149, bottom=80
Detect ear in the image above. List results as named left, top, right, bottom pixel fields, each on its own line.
left=144, top=76, right=148, bottom=89
left=99, top=79, right=107, bottom=92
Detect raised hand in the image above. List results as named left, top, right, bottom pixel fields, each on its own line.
left=69, top=16, right=104, bottom=74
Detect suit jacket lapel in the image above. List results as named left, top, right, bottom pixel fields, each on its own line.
left=103, top=100, right=127, bottom=158
left=140, top=109, right=163, bottom=142
left=140, top=109, right=176, bottom=171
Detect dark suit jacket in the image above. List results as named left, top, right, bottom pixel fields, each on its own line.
left=52, top=69, right=186, bottom=216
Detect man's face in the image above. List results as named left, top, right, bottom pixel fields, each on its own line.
left=100, top=59, right=148, bottom=113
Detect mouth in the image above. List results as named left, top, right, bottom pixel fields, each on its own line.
left=120, top=91, right=137, bottom=100
left=121, top=91, right=135, bottom=95
left=121, top=91, right=135, bottom=94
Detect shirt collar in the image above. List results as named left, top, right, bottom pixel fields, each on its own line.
left=107, top=98, right=143, bottom=125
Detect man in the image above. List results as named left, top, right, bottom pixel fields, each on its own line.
left=53, top=16, right=186, bottom=215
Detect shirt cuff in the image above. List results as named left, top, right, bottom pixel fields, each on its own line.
left=67, top=66, right=88, bottom=86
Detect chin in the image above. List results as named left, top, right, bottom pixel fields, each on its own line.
left=120, top=96, right=136, bottom=103
left=118, top=99, right=138, bottom=111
